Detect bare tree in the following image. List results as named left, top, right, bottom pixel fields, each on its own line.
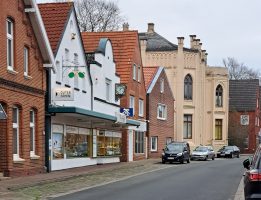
left=223, top=57, right=259, bottom=80
left=74, top=0, right=125, bottom=32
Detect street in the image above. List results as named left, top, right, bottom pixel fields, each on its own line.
left=53, top=157, right=245, bottom=200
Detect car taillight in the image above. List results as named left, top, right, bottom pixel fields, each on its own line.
left=249, top=171, right=261, bottom=181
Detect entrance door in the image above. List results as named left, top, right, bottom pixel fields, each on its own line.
left=128, top=130, right=133, bottom=162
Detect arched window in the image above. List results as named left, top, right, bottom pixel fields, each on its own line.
left=184, top=74, right=192, bottom=100
left=216, top=85, right=223, bottom=107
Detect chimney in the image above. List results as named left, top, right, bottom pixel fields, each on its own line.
left=194, top=39, right=200, bottom=50
left=189, top=35, right=196, bottom=48
left=199, top=42, right=202, bottom=50
left=122, top=22, right=129, bottom=31
left=147, top=23, right=154, bottom=33
left=177, top=37, right=184, bottom=50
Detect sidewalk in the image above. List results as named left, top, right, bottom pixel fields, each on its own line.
left=0, top=159, right=245, bottom=200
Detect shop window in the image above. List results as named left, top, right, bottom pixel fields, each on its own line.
left=183, top=114, right=192, bottom=139
left=97, top=130, right=122, bottom=156
left=52, top=124, right=64, bottom=159
left=135, top=131, right=144, bottom=154
left=65, top=126, right=91, bottom=158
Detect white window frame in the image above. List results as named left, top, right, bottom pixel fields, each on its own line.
left=160, top=79, right=164, bottom=93
left=130, top=95, right=135, bottom=116
left=133, top=64, right=136, bottom=80
left=7, top=18, right=14, bottom=70
left=24, top=47, right=29, bottom=76
left=105, top=78, right=112, bottom=102
left=30, top=110, right=36, bottom=157
left=138, top=99, right=144, bottom=117
left=151, top=136, right=158, bottom=152
left=138, top=66, right=141, bottom=82
left=157, top=104, right=167, bottom=120
left=13, top=107, right=21, bottom=161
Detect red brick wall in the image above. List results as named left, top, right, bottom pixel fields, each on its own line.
left=146, top=70, right=175, bottom=158
left=0, top=0, right=46, bottom=177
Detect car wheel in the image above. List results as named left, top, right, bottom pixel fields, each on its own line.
left=230, top=153, right=233, bottom=158
left=187, top=158, right=190, bottom=163
left=212, top=156, right=215, bottom=160
left=191, top=157, right=194, bottom=161
left=217, top=155, right=220, bottom=158
left=180, top=159, right=184, bottom=164
left=204, top=156, right=208, bottom=161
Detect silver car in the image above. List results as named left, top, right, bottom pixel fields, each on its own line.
left=191, top=146, right=215, bottom=161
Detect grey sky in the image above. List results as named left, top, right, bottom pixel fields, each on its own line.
left=37, top=0, right=261, bottom=70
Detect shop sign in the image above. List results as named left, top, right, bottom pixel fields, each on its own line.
left=66, top=126, right=78, bottom=134
left=120, top=108, right=133, bottom=117
left=0, top=104, right=7, bottom=120
left=115, top=112, right=126, bottom=124
left=79, top=128, right=91, bottom=135
left=53, top=87, right=74, bottom=101
left=240, top=115, right=249, bottom=125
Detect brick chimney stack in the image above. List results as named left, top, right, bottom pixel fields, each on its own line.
left=177, top=37, right=184, bottom=50
left=123, top=22, right=129, bottom=31
left=189, top=35, right=196, bottom=49
left=147, top=23, right=155, bottom=33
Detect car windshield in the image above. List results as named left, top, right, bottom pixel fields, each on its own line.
left=194, top=146, right=208, bottom=152
left=166, top=143, right=184, bottom=151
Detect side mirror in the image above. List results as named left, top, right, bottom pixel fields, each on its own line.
left=243, top=158, right=250, bottom=170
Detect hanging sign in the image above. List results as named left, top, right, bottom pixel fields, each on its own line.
left=120, top=108, right=133, bottom=117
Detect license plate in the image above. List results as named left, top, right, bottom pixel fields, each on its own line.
left=168, top=157, right=174, bottom=160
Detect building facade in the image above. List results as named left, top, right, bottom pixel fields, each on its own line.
left=0, top=0, right=54, bottom=177
left=229, top=79, right=260, bottom=154
left=144, top=66, right=175, bottom=158
left=139, top=23, right=229, bottom=150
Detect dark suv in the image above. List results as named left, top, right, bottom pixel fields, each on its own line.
left=243, top=144, right=261, bottom=200
left=162, top=142, right=190, bottom=164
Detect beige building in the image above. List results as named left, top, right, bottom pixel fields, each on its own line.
left=139, top=23, right=229, bottom=150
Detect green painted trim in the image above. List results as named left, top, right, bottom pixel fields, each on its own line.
left=48, top=106, right=140, bottom=126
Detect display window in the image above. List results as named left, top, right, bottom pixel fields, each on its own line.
left=52, top=124, right=64, bottom=160
left=65, top=126, right=91, bottom=158
left=97, top=130, right=122, bottom=156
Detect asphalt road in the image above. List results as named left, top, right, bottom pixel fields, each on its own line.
left=53, top=157, right=245, bottom=200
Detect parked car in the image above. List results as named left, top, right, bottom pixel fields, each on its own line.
left=191, top=146, right=215, bottom=161
left=161, top=142, right=190, bottom=164
left=243, top=144, right=261, bottom=200
left=216, top=145, right=240, bottom=158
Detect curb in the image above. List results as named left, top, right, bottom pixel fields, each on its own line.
left=234, top=176, right=244, bottom=200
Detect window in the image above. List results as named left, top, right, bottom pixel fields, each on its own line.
left=215, top=119, right=222, bottom=140
left=135, top=131, right=144, bottom=153
left=97, top=131, right=122, bottom=156
left=130, top=95, right=135, bottom=115
left=183, top=114, right=192, bottom=139
left=160, top=79, right=164, bottom=93
left=184, top=74, right=192, bottom=100
left=52, top=125, right=64, bottom=160
left=151, top=136, right=158, bottom=151
left=216, top=85, right=223, bottom=107
left=30, top=110, right=36, bottom=156
left=7, top=18, right=14, bottom=70
left=65, top=48, right=69, bottom=61
left=105, top=78, right=111, bottom=102
left=13, top=107, right=19, bottom=158
left=23, top=47, right=29, bottom=76
left=166, top=137, right=172, bottom=145
left=133, top=64, right=136, bottom=80
left=138, top=99, right=144, bottom=117
left=74, top=53, right=79, bottom=65
left=56, top=61, right=61, bottom=82
left=138, top=66, right=141, bottom=82
left=157, top=104, right=167, bottom=119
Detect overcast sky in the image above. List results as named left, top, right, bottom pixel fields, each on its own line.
left=36, top=0, right=261, bottom=70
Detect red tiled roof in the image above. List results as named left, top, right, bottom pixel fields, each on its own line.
left=38, top=3, right=72, bottom=54
left=143, top=66, right=159, bottom=90
left=81, top=31, right=141, bottom=84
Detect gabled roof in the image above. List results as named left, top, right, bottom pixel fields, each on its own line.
left=139, top=32, right=198, bottom=53
left=229, top=79, right=259, bottom=112
left=143, top=66, right=159, bottom=91
left=38, top=2, right=72, bottom=55
left=81, top=31, right=141, bottom=84
left=23, top=0, right=55, bottom=67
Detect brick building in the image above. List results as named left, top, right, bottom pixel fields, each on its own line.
left=81, top=25, right=147, bottom=162
left=229, top=79, right=260, bottom=154
left=143, top=66, right=174, bottom=158
left=0, top=0, right=54, bottom=177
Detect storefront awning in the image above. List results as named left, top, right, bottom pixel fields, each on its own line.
left=48, top=106, right=140, bottom=127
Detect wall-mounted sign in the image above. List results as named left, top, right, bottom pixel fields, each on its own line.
left=120, top=108, right=133, bottom=117
left=0, top=104, right=7, bottom=120
left=115, top=112, right=126, bottom=124
left=115, top=83, right=127, bottom=100
left=240, top=115, right=249, bottom=126
left=53, top=87, right=74, bottom=101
